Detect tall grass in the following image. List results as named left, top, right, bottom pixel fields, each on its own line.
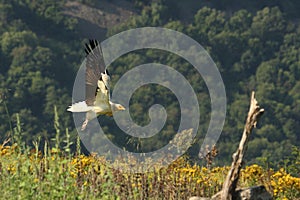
left=0, top=107, right=299, bottom=199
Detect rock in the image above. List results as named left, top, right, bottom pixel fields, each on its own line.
left=190, top=185, right=272, bottom=200
left=233, top=185, right=272, bottom=200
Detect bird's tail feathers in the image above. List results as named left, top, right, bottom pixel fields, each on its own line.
left=67, top=101, right=93, bottom=112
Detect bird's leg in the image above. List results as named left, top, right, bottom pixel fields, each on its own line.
left=81, top=119, right=89, bottom=131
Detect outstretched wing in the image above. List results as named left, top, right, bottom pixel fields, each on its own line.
left=85, top=39, right=110, bottom=107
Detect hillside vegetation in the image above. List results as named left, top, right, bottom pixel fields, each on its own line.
left=0, top=0, right=299, bottom=169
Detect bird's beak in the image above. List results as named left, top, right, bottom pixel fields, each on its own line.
left=119, top=105, right=126, bottom=111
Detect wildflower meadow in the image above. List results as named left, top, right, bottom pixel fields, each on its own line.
left=0, top=139, right=299, bottom=199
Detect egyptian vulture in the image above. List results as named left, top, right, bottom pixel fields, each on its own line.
left=67, top=40, right=125, bottom=130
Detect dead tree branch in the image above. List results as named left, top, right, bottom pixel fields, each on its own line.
left=219, top=91, right=265, bottom=200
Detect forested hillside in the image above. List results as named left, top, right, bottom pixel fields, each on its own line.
left=0, top=0, right=299, bottom=168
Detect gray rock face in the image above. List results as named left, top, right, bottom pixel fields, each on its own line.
left=233, top=185, right=273, bottom=200
left=189, top=185, right=272, bottom=200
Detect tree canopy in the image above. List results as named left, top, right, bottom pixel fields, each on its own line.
left=0, top=0, right=299, bottom=167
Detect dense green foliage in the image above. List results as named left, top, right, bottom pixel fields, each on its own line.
left=0, top=0, right=299, bottom=168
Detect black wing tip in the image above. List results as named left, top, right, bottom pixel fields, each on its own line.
left=105, top=69, right=110, bottom=76
left=85, top=39, right=99, bottom=55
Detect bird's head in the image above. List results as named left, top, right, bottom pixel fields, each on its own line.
left=112, top=103, right=126, bottom=112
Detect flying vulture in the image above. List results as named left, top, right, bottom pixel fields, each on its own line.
left=67, top=40, right=125, bottom=130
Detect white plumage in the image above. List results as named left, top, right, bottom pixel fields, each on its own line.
left=67, top=101, right=92, bottom=112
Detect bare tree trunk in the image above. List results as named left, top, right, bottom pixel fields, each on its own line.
left=219, top=91, right=265, bottom=200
